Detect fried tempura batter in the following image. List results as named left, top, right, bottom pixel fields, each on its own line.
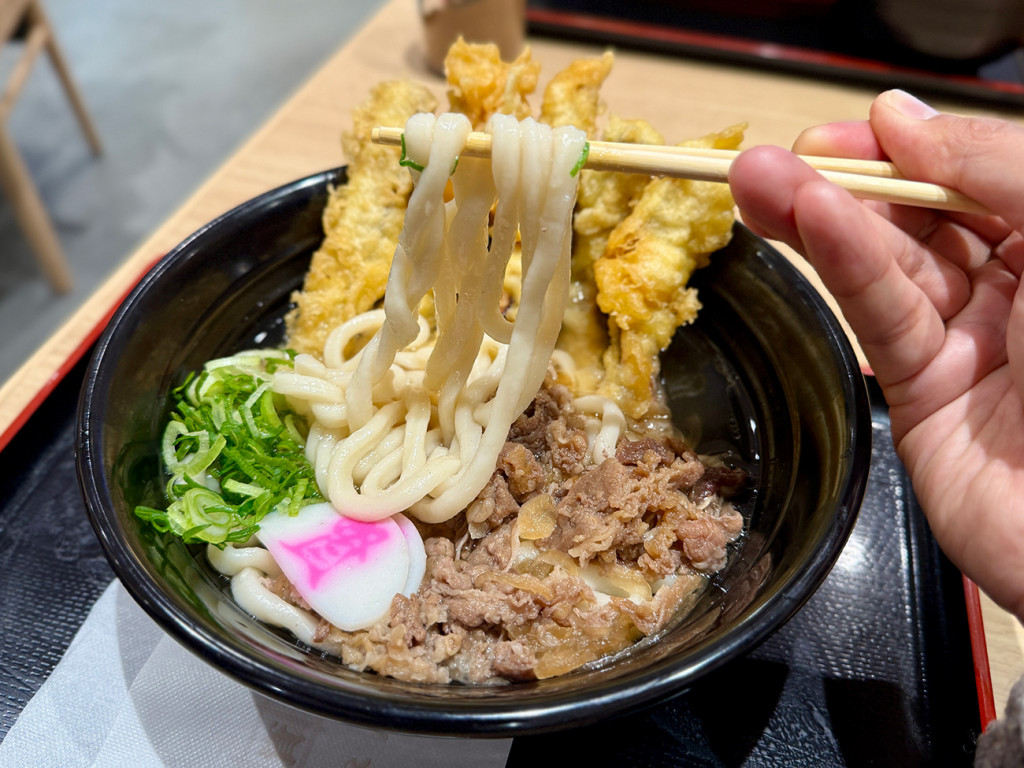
left=557, top=116, right=666, bottom=395
left=595, top=123, right=746, bottom=417
left=574, top=116, right=666, bottom=278
left=445, top=37, right=539, bottom=128
left=286, top=81, right=437, bottom=357
left=539, top=50, right=613, bottom=137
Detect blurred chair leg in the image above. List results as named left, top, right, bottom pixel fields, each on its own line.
left=0, top=123, right=72, bottom=293
left=31, top=0, right=101, bottom=155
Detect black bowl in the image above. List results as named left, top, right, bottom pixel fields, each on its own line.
left=77, top=167, right=871, bottom=736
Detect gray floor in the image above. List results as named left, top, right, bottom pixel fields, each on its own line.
left=0, top=0, right=385, bottom=384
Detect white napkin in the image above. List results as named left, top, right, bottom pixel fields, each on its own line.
left=0, top=581, right=512, bottom=767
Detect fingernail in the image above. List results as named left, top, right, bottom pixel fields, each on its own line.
left=884, top=89, right=939, bottom=120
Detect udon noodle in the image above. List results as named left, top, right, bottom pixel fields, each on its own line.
left=273, top=112, right=593, bottom=524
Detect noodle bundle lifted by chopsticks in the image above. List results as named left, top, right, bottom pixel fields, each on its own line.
left=138, top=42, right=754, bottom=683
left=274, top=112, right=588, bottom=525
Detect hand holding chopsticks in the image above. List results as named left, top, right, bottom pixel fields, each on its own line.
left=371, top=126, right=990, bottom=216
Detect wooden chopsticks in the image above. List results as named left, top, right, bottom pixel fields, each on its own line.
left=371, top=126, right=990, bottom=216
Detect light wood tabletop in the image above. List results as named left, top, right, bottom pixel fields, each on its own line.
left=1, top=0, right=1021, bottom=724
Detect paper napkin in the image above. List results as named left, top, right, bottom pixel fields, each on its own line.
left=0, top=581, right=511, bottom=767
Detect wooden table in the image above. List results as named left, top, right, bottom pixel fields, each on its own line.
left=2, top=0, right=1021, bottom=724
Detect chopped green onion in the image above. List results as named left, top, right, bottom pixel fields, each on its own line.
left=399, top=133, right=425, bottom=173
left=571, top=142, right=589, bottom=177
left=135, top=350, right=323, bottom=546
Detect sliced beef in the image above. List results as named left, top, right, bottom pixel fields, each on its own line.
left=507, top=385, right=568, bottom=454
left=280, top=386, right=746, bottom=685
left=692, top=464, right=748, bottom=500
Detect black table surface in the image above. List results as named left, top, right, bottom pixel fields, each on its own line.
left=0, top=359, right=982, bottom=765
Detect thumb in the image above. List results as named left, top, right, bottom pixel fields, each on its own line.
left=870, top=90, right=1024, bottom=231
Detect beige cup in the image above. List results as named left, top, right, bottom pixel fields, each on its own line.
left=420, top=0, right=527, bottom=74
